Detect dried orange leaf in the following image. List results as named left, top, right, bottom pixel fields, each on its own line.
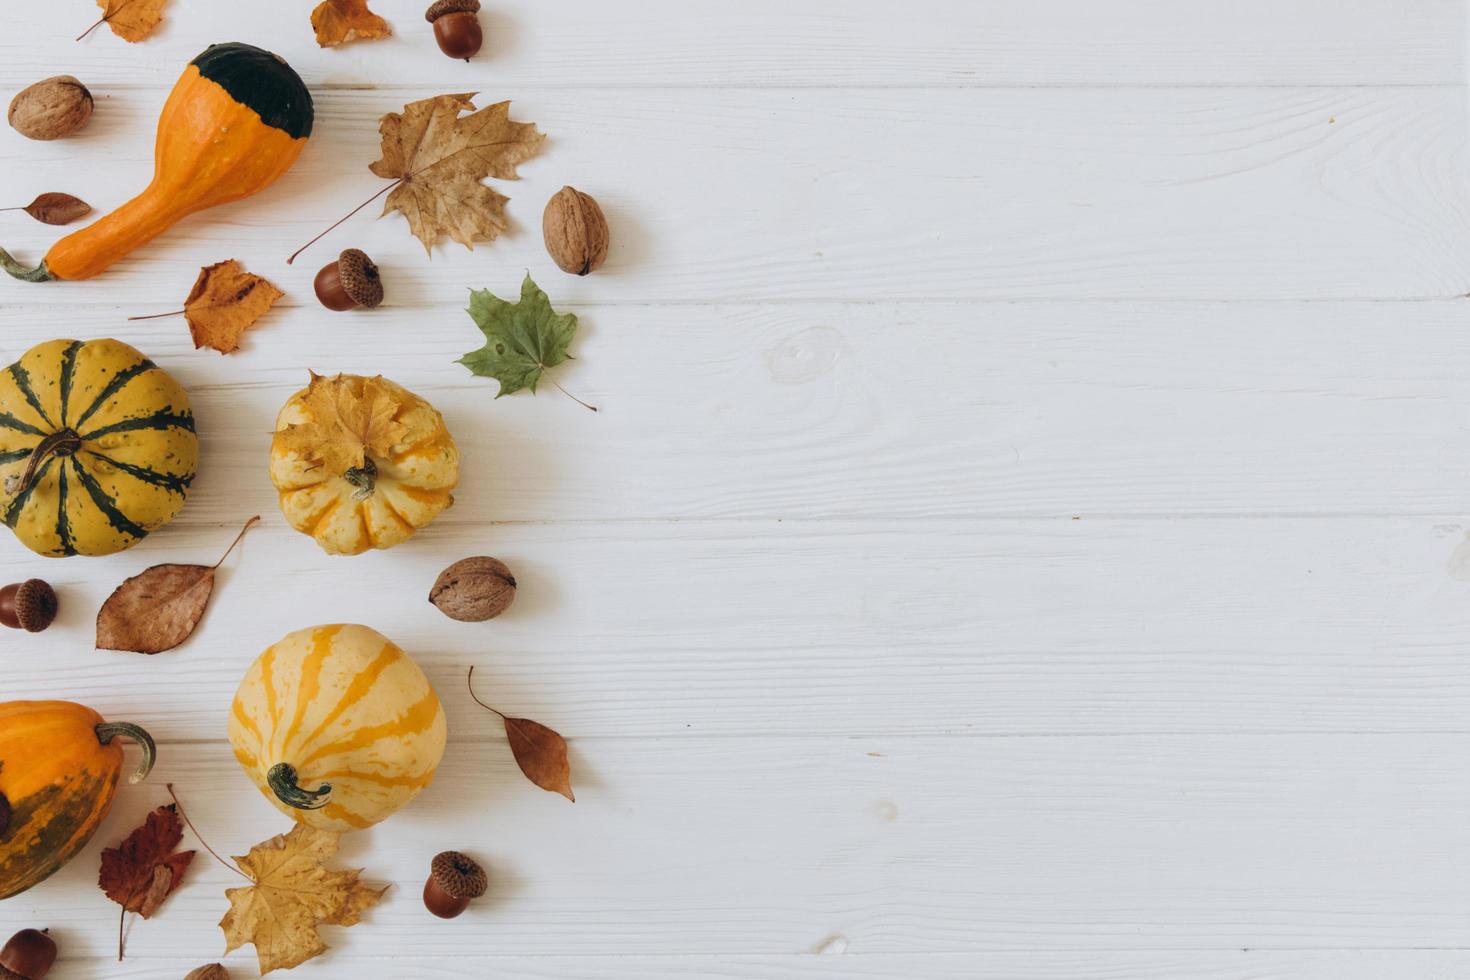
left=82, top=0, right=168, bottom=42
left=220, top=824, right=386, bottom=975
left=468, top=668, right=575, bottom=801
left=370, top=94, right=544, bottom=254
left=1, top=193, right=92, bottom=226
left=273, top=373, right=409, bottom=477
left=311, top=0, right=391, bottom=47
left=180, top=260, right=284, bottom=355
left=96, top=518, right=259, bottom=654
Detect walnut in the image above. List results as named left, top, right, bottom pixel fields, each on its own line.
left=430, top=557, right=517, bottom=621
left=542, top=186, right=609, bottom=276
left=8, top=76, right=93, bottom=141
left=184, top=966, right=230, bottom=980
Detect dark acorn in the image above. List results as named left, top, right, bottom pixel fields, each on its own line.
left=0, top=929, right=57, bottom=980
left=0, top=579, right=56, bottom=633
left=423, top=850, right=487, bottom=918
left=426, top=0, right=483, bottom=60
left=314, top=249, right=384, bottom=311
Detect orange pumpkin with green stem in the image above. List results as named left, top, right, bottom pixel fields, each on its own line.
left=0, top=43, right=313, bottom=282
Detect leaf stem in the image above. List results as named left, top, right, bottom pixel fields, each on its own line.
left=166, top=783, right=250, bottom=880
left=126, top=309, right=185, bottom=321
left=212, top=515, right=261, bottom=569
left=76, top=15, right=106, bottom=41
left=550, top=379, right=599, bottom=412
left=287, top=178, right=401, bottom=265
left=117, top=906, right=125, bottom=961
left=466, top=666, right=506, bottom=720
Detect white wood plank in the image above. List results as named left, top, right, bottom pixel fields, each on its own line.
left=1, top=518, right=1469, bottom=741
left=2, top=0, right=1460, bottom=89
left=2, top=735, right=1468, bottom=965
left=48, top=950, right=1470, bottom=980
left=0, top=88, right=1465, bottom=303
left=1, top=301, right=1468, bottom=524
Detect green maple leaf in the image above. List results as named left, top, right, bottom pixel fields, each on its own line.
left=458, top=276, right=591, bottom=406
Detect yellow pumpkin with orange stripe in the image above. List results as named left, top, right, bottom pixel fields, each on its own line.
left=269, top=373, right=459, bottom=556
left=228, top=624, right=447, bottom=833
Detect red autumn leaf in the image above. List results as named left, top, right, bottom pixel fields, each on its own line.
left=99, top=804, right=196, bottom=918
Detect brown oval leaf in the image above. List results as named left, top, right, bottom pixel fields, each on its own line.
left=504, top=717, right=574, bottom=801
left=23, top=192, right=92, bottom=225
left=95, top=518, right=258, bottom=654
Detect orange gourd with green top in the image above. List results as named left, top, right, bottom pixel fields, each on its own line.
left=0, top=43, right=313, bottom=282
left=0, top=701, right=156, bottom=900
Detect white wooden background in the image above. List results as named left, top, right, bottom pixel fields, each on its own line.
left=0, top=2, right=1467, bottom=977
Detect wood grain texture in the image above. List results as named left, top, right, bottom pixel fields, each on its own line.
left=2, top=0, right=1462, bottom=88
left=8, top=736, right=1470, bottom=969
left=0, top=517, right=1468, bottom=741
left=0, top=88, right=1466, bottom=303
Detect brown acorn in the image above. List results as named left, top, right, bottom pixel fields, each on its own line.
left=0, top=580, right=56, bottom=633
left=0, top=929, right=56, bottom=980
left=314, top=249, right=384, bottom=311
left=423, top=850, right=487, bottom=918
left=426, top=0, right=483, bottom=60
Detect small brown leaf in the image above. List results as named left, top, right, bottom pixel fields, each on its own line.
left=504, top=717, right=575, bottom=801
left=80, top=0, right=169, bottom=42
left=1, top=192, right=92, bottom=225
left=183, top=260, right=285, bottom=354
left=98, top=804, right=195, bottom=918
left=96, top=517, right=259, bottom=654
left=468, top=667, right=575, bottom=801
left=312, top=0, right=391, bottom=47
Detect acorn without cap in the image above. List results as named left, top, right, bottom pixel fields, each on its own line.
left=423, top=850, right=487, bottom=918
left=426, top=0, right=483, bottom=60
left=0, top=929, right=57, bottom=980
left=314, top=249, right=384, bottom=311
left=0, top=580, right=56, bottom=633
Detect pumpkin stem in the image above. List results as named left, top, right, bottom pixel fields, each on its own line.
left=0, top=247, right=54, bottom=282
left=344, top=458, right=377, bottom=499
left=6, top=428, right=82, bottom=498
left=95, top=722, right=157, bottom=784
left=267, top=763, right=332, bottom=810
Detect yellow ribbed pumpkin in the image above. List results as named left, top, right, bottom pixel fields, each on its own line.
left=228, top=624, right=447, bottom=833
left=269, top=373, right=459, bottom=556
left=0, top=701, right=156, bottom=900
left=0, top=338, right=197, bottom=557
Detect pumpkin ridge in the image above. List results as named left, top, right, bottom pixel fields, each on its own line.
left=56, top=463, right=75, bottom=556
left=378, top=496, right=415, bottom=535
left=82, top=450, right=192, bottom=496
left=357, top=501, right=376, bottom=549
left=305, top=495, right=343, bottom=536
left=71, top=358, right=156, bottom=431
left=0, top=411, right=47, bottom=437
left=231, top=698, right=263, bottom=746
left=300, top=689, right=441, bottom=768
left=321, top=768, right=436, bottom=789
left=67, top=459, right=147, bottom=541
left=297, top=641, right=402, bottom=750
left=3, top=456, right=54, bottom=527
left=283, top=627, right=338, bottom=759
left=57, top=341, right=81, bottom=426
left=7, top=363, right=54, bottom=429
left=80, top=409, right=194, bottom=442
left=259, top=645, right=282, bottom=755
left=320, top=802, right=373, bottom=830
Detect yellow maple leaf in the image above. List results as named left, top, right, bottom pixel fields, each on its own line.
left=311, top=0, right=392, bottom=47
left=370, top=94, right=545, bottom=254
left=220, top=824, right=386, bottom=975
left=182, top=260, right=285, bottom=355
left=81, top=0, right=168, bottom=42
left=275, top=372, right=410, bottom=477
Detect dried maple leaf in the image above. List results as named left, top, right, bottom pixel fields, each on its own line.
left=96, top=517, right=259, bottom=655
left=370, top=94, right=544, bottom=254
left=0, top=193, right=91, bottom=226
left=311, top=0, right=391, bottom=47
left=274, top=372, right=409, bottom=477
left=99, top=804, right=196, bottom=958
left=469, top=667, right=575, bottom=801
left=78, top=0, right=168, bottom=42
left=181, top=260, right=285, bottom=355
left=458, top=275, right=596, bottom=410
left=220, top=824, right=386, bottom=975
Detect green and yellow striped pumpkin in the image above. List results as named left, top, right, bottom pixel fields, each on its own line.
left=229, top=624, right=448, bottom=833
left=0, top=339, right=197, bottom=557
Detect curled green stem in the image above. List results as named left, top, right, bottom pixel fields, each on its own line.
left=267, top=763, right=332, bottom=810
left=0, top=247, right=53, bottom=283
left=95, top=722, right=157, bottom=784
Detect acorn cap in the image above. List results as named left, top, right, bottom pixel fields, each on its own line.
left=430, top=850, right=488, bottom=899
left=14, top=580, right=56, bottom=633
left=425, top=0, right=480, bottom=21
left=336, top=249, right=384, bottom=309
